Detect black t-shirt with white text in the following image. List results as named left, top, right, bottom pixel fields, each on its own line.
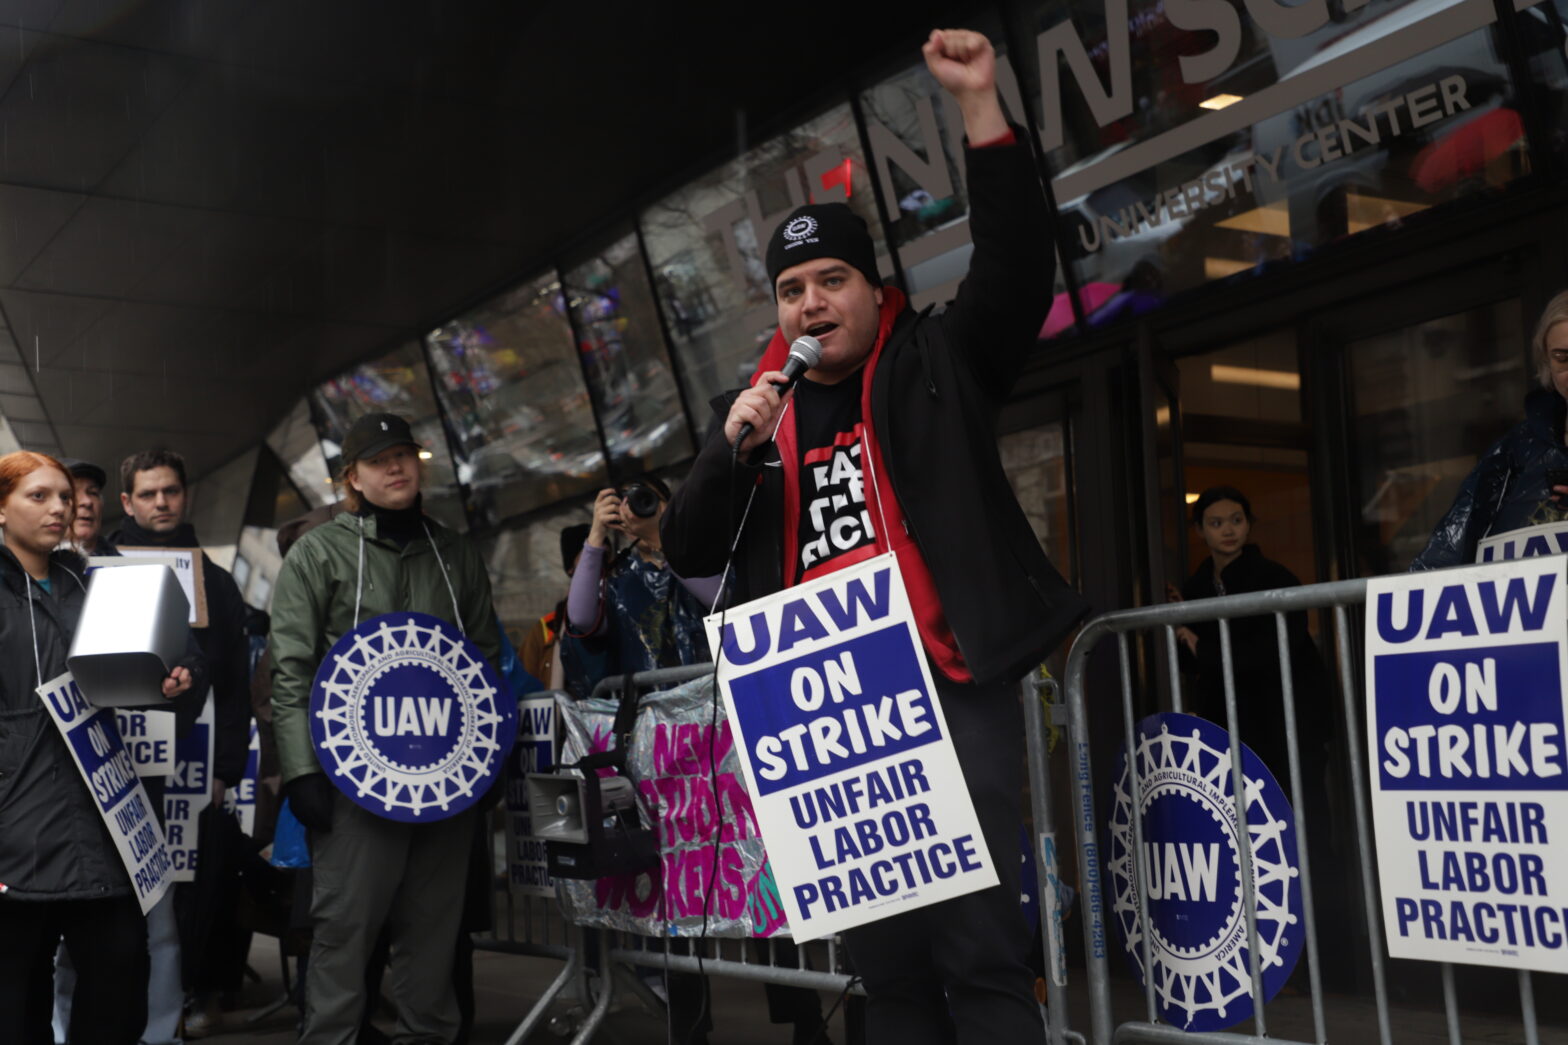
left=793, top=371, right=877, bottom=579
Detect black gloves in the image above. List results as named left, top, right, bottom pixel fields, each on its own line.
left=285, top=773, right=337, bottom=833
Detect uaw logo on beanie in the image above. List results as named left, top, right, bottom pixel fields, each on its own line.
left=782, top=214, right=819, bottom=248
left=765, top=202, right=881, bottom=291
left=309, top=612, right=516, bottom=822
left=1108, top=712, right=1303, bottom=1032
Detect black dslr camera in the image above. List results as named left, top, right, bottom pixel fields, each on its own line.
left=619, top=483, right=661, bottom=519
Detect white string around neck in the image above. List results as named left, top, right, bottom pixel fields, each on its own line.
left=353, top=513, right=464, bottom=634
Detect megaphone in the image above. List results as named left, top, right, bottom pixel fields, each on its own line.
left=525, top=771, right=657, bottom=879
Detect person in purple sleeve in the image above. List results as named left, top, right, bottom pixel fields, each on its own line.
left=562, top=478, right=719, bottom=696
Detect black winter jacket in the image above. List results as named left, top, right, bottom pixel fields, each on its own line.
left=0, top=547, right=204, bottom=900
left=111, top=521, right=252, bottom=787
left=1178, top=545, right=1333, bottom=769
left=661, top=136, right=1088, bottom=686
left=1411, top=389, right=1568, bottom=570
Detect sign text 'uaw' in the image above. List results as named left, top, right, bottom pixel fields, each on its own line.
left=310, top=612, right=516, bottom=823
left=1109, top=712, right=1304, bottom=1033
left=1367, top=557, right=1568, bottom=974
left=38, top=673, right=172, bottom=914
left=706, top=554, right=996, bottom=942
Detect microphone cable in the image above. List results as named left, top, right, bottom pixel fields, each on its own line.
left=684, top=401, right=784, bottom=1045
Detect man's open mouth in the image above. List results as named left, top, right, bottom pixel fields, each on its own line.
left=806, top=322, right=837, bottom=338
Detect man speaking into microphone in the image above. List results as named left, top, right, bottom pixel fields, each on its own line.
left=662, top=27, right=1086, bottom=1044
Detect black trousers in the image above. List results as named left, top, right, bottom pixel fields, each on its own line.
left=0, top=894, right=149, bottom=1045
left=841, top=675, right=1040, bottom=1045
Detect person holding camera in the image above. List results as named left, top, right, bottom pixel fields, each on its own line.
left=563, top=478, right=717, bottom=694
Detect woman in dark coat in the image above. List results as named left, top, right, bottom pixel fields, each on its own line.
left=0, top=451, right=198, bottom=1045
left=1412, top=290, right=1568, bottom=569
left=1170, top=486, right=1333, bottom=781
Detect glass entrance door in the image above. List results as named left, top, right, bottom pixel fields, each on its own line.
left=1341, top=300, right=1528, bottom=574
left=1311, top=257, right=1538, bottom=579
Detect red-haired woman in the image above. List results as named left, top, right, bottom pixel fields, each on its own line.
left=0, top=451, right=203, bottom=1045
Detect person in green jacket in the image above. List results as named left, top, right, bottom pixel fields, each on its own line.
left=270, top=412, right=501, bottom=1045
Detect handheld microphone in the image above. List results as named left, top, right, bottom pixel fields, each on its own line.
left=732, top=335, right=823, bottom=452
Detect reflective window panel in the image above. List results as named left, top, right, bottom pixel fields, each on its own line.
left=562, top=231, right=694, bottom=479
left=1022, top=1, right=1531, bottom=323
left=426, top=272, right=606, bottom=528
left=1346, top=298, right=1526, bottom=573
left=639, top=103, right=890, bottom=411
left=310, top=341, right=466, bottom=532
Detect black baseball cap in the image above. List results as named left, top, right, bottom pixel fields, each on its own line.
left=340, top=413, right=420, bottom=462
left=59, top=457, right=107, bottom=488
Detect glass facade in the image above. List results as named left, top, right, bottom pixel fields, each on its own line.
left=1031, top=0, right=1539, bottom=320
left=425, top=272, right=606, bottom=529
left=1346, top=298, right=1526, bottom=574
left=1176, top=331, right=1317, bottom=596
left=247, top=0, right=1568, bottom=633
left=562, top=231, right=693, bottom=480
left=639, top=103, right=889, bottom=411
left=309, top=341, right=467, bottom=532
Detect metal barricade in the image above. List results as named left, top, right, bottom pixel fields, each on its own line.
left=476, top=663, right=1094, bottom=1043
left=1057, top=576, right=1557, bottom=1045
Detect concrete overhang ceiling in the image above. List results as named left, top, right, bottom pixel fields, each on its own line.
left=0, top=0, right=966, bottom=484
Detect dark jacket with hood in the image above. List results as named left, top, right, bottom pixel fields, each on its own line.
left=110, top=520, right=252, bottom=788
left=0, top=547, right=206, bottom=899
left=660, top=134, right=1088, bottom=686
left=1412, top=388, right=1568, bottom=570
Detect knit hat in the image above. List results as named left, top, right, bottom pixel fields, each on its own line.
left=765, top=203, right=880, bottom=296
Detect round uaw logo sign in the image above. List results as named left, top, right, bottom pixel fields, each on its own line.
left=309, top=612, right=516, bottom=822
left=1108, top=712, right=1303, bottom=1032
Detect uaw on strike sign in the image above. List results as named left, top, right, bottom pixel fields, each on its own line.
left=1367, top=556, right=1568, bottom=973
left=37, top=673, right=172, bottom=913
left=310, top=612, right=516, bottom=822
left=707, top=553, right=996, bottom=942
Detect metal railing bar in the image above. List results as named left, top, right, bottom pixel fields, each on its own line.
left=1219, top=617, right=1269, bottom=1039
left=1274, top=611, right=1326, bottom=1044
left=1080, top=579, right=1371, bottom=637
left=500, top=933, right=583, bottom=1045
left=1334, top=604, right=1394, bottom=1045
left=1063, top=620, right=1115, bottom=1045
left=1119, top=632, right=1160, bottom=1026
left=1519, top=969, right=1540, bottom=1045
left=1441, top=962, right=1462, bottom=1045
left=606, top=946, right=867, bottom=991
left=1026, top=676, right=1072, bottom=1045
left=588, top=663, right=714, bottom=699
left=1164, top=624, right=1184, bottom=714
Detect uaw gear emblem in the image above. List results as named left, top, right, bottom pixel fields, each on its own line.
left=1108, top=712, right=1304, bottom=1032
left=309, top=612, right=516, bottom=822
left=783, top=215, right=818, bottom=243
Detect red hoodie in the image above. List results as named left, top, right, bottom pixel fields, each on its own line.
left=750, top=286, right=972, bottom=683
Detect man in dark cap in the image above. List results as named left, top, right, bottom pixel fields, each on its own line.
left=662, top=28, right=1087, bottom=1044
left=269, top=412, right=502, bottom=1045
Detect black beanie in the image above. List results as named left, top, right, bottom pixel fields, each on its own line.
left=765, top=203, right=881, bottom=296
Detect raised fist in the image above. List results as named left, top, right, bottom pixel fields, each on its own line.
left=921, top=29, right=997, bottom=99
